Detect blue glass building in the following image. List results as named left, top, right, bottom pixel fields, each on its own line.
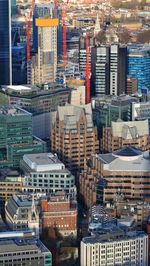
left=128, top=45, right=150, bottom=91
left=0, top=0, right=12, bottom=85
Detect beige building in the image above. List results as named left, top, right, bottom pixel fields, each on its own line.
left=101, top=119, right=149, bottom=153
left=80, top=146, right=150, bottom=208
left=51, top=104, right=99, bottom=173
left=29, top=18, right=58, bottom=84
left=81, top=230, right=148, bottom=266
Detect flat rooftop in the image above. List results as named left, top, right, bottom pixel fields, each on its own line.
left=1, top=84, right=70, bottom=98
left=23, top=153, right=66, bottom=172
left=0, top=235, right=49, bottom=254
left=0, top=106, right=31, bottom=116
left=82, top=228, right=147, bottom=244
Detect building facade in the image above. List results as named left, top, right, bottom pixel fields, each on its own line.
left=91, top=44, right=127, bottom=96
left=0, top=231, right=52, bottom=266
left=81, top=231, right=148, bottom=266
left=80, top=147, right=150, bottom=208
left=21, top=153, right=76, bottom=198
left=0, top=106, right=46, bottom=168
left=0, top=169, right=23, bottom=209
left=128, top=45, right=150, bottom=90
left=0, top=0, right=12, bottom=85
left=127, top=76, right=138, bottom=95
left=5, top=193, right=39, bottom=236
left=0, top=84, right=71, bottom=114
left=51, top=104, right=99, bottom=174
left=40, top=193, right=77, bottom=237
left=29, top=18, right=58, bottom=84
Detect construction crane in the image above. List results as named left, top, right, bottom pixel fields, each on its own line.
left=54, top=0, right=57, bottom=18
left=24, top=0, right=35, bottom=62
left=61, top=0, right=69, bottom=66
left=85, top=33, right=91, bottom=104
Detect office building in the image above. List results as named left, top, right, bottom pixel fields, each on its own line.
left=21, top=153, right=76, bottom=198
left=0, top=106, right=46, bottom=168
left=92, top=95, right=135, bottom=137
left=91, top=44, right=127, bottom=96
left=79, top=35, right=94, bottom=77
left=5, top=193, right=39, bottom=236
left=0, top=84, right=71, bottom=114
left=80, top=147, right=150, bottom=208
left=131, top=101, right=150, bottom=121
left=127, top=76, right=138, bottom=95
left=29, top=18, right=58, bottom=84
left=128, top=45, right=150, bottom=90
left=33, top=3, right=54, bottom=53
left=101, top=120, right=149, bottom=153
left=51, top=104, right=99, bottom=173
left=12, top=45, right=27, bottom=85
left=0, top=0, right=12, bottom=85
left=0, top=169, right=23, bottom=209
left=40, top=193, right=77, bottom=237
left=81, top=230, right=148, bottom=266
left=0, top=231, right=52, bottom=266
left=91, top=46, right=110, bottom=96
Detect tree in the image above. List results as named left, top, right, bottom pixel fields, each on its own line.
left=95, top=31, right=106, bottom=44
left=136, top=30, right=150, bottom=44
left=118, top=30, right=131, bottom=44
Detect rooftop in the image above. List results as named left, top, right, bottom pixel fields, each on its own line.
left=97, top=147, right=150, bottom=172
left=112, top=119, right=149, bottom=138
left=0, top=231, right=49, bottom=254
left=23, top=153, right=65, bottom=172
left=0, top=106, right=31, bottom=116
left=82, top=228, right=147, bottom=244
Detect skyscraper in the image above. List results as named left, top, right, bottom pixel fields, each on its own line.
left=91, top=44, right=127, bottom=96
left=29, top=18, right=58, bottom=84
left=0, top=0, right=12, bottom=85
left=128, top=45, right=150, bottom=91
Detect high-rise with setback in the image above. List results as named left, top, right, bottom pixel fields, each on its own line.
left=0, top=0, right=12, bottom=85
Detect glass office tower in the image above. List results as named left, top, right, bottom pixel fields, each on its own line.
left=128, top=45, right=150, bottom=91
left=0, top=0, right=12, bottom=85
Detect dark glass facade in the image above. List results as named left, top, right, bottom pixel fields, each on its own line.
left=0, top=0, right=12, bottom=85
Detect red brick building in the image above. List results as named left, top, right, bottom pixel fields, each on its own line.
left=40, top=193, right=77, bottom=237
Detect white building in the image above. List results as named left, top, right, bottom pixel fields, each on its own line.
left=21, top=153, right=76, bottom=198
left=81, top=230, right=148, bottom=266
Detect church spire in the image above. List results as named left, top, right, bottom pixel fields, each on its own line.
left=94, top=13, right=101, bottom=36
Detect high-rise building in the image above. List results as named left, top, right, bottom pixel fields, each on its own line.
left=91, top=44, right=127, bottom=96
left=0, top=0, right=12, bottom=85
left=12, top=45, right=27, bottom=85
left=0, top=231, right=52, bottom=266
left=128, top=45, right=150, bottom=91
left=91, top=46, right=110, bottom=96
left=33, top=3, right=54, bottom=53
left=79, top=35, right=94, bottom=78
left=29, top=18, right=58, bottom=84
left=81, top=230, right=148, bottom=266
left=51, top=104, right=99, bottom=174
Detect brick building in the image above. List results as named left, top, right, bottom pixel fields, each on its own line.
left=51, top=104, right=99, bottom=174
left=80, top=146, right=150, bottom=208
left=101, top=119, right=149, bottom=153
left=40, top=193, right=77, bottom=237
